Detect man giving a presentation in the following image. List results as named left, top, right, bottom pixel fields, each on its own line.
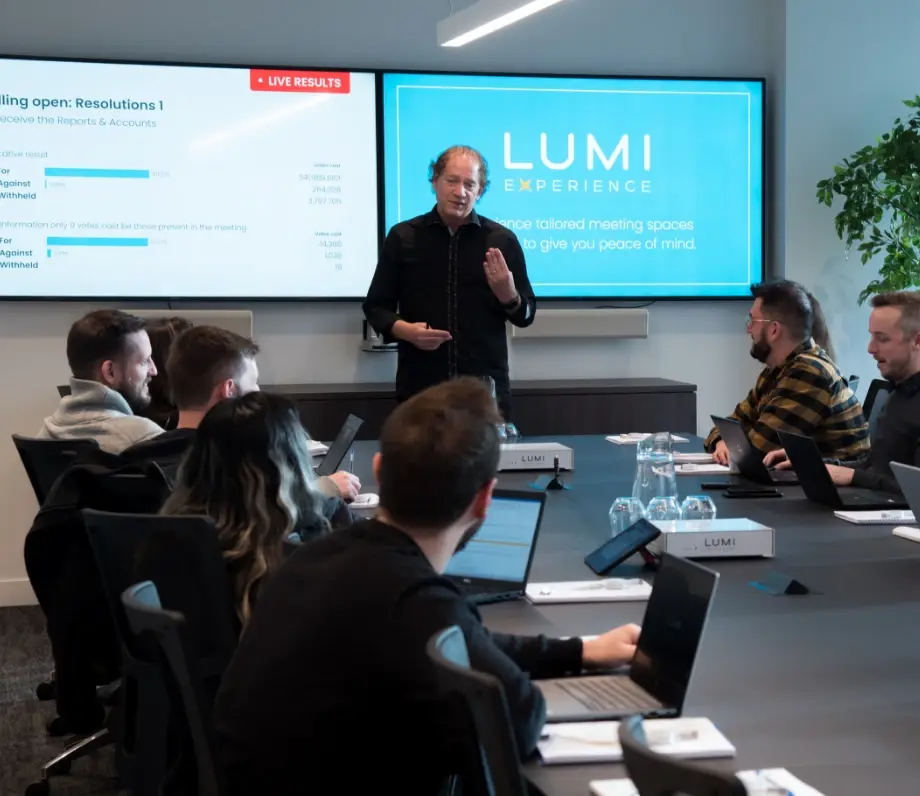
left=363, top=145, right=536, bottom=419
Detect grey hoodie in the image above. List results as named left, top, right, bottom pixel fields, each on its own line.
left=38, top=378, right=164, bottom=454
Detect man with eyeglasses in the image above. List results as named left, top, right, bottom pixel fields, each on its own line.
left=363, top=145, right=536, bottom=420
left=704, top=280, right=869, bottom=465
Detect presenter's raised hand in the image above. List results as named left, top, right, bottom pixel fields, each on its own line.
left=392, top=320, right=452, bottom=351
left=483, top=248, right=518, bottom=304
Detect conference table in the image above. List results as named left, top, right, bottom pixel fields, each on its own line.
left=346, top=433, right=920, bottom=795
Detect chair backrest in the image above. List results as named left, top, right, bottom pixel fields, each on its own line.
left=82, top=510, right=239, bottom=668
left=427, top=626, right=529, bottom=796
left=847, top=374, right=860, bottom=394
left=619, top=715, right=747, bottom=796
left=863, top=378, right=893, bottom=439
left=82, top=510, right=238, bottom=795
left=122, top=581, right=222, bottom=796
left=12, top=434, right=100, bottom=505
left=57, top=383, right=72, bottom=397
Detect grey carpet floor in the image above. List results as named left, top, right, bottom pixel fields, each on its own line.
left=0, top=606, right=120, bottom=796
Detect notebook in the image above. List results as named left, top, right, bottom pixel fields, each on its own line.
left=833, top=509, right=915, bottom=525
left=526, top=578, right=652, bottom=604
left=444, top=489, right=545, bottom=604
left=591, top=768, right=824, bottom=796
left=537, top=717, right=734, bottom=765
left=676, top=463, right=731, bottom=475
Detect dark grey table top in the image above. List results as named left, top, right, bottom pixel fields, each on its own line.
left=345, top=435, right=920, bottom=796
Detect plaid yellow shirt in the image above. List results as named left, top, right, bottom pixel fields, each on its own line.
left=704, top=341, right=870, bottom=460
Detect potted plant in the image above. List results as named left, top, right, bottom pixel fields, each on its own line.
left=816, top=96, right=920, bottom=303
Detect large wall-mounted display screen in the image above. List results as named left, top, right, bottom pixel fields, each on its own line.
left=0, top=57, right=379, bottom=298
left=382, top=71, right=764, bottom=299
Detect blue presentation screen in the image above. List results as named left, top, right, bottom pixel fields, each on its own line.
left=382, top=72, right=764, bottom=299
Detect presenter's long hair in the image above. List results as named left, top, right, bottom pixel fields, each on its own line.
left=162, top=391, right=328, bottom=626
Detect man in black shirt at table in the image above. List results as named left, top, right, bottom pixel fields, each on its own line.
left=362, top=145, right=536, bottom=419
left=213, top=377, right=640, bottom=796
left=767, top=290, right=920, bottom=494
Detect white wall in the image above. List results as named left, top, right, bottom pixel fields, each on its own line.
left=0, top=0, right=782, bottom=604
left=785, top=0, right=920, bottom=392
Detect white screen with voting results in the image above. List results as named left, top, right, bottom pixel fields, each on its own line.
left=445, top=497, right=541, bottom=583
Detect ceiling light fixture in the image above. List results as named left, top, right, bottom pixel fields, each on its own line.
left=438, top=0, right=570, bottom=48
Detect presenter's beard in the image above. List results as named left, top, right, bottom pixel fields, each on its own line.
left=750, top=336, right=772, bottom=364
left=455, top=520, right=484, bottom=553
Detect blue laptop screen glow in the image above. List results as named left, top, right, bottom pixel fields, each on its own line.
left=444, top=497, right=542, bottom=582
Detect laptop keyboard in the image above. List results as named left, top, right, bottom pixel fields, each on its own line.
left=556, top=677, right=661, bottom=712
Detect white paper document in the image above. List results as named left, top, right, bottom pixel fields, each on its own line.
left=537, top=717, right=735, bottom=765
left=308, top=440, right=329, bottom=456
left=591, top=767, right=824, bottom=796
left=526, top=579, right=652, bottom=604
left=673, top=452, right=715, bottom=464
left=675, top=463, right=731, bottom=475
left=606, top=433, right=690, bottom=445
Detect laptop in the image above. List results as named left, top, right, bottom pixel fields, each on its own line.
left=314, top=414, right=364, bottom=477
left=890, top=462, right=920, bottom=516
left=536, top=553, right=718, bottom=722
left=778, top=430, right=907, bottom=509
left=444, top=489, right=545, bottom=605
left=711, top=415, right=799, bottom=485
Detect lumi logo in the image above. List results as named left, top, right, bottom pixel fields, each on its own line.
left=521, top=454, right=545, bottom=463
left=703, top=537, right=735, bottom=548
left=504, top=132, right=652, bottom=172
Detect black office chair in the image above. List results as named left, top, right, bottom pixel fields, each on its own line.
left=863, top=378, right=893, bottom=439
left=618, top=715, right=746, bottom=796
left=122, top=581, right=223, bottom=796
left=57, top=383, right=72, bottom=397
left=82, top=510, right=238, bottom=796
left=427, top=625, right=529, bottom=796
left=12, top=434, right=100, bottom=506
left=847, top=374, right=860, bottom=395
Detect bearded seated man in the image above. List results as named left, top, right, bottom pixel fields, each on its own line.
left=39, top=309, right=163, bottom=453
left=704, top=280, right=869, bottom=466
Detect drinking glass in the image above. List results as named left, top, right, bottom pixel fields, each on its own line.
left=680, top=495, right=718, bottom=521
left=477, top=375, right=510, bottom=441
left=645, top=496, right=682, bottom=521
left=608, top=497, right=646, bottom=537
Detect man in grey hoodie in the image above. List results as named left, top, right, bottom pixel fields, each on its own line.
left=39, top=309, right=164, bottom=453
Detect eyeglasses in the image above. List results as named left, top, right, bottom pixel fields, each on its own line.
left=746, top=314, right=780, bottom=327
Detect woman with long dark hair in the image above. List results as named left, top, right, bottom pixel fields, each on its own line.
left=161, top=391, right=329, bottom=625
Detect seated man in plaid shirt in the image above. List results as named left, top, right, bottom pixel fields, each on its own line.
left=705, top=280, right=870, bottom=466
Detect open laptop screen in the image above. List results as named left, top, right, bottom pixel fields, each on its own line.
left=314, top=415, right=363, bottom=477
left=630, top=554, right=719, bottom=711
left=444, top=493, right=544, bottom=584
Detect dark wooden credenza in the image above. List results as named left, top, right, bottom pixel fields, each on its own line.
left=269, top=378, right=697, bottom=440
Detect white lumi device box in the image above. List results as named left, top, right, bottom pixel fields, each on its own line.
left=498, top=442, right=574, bottom=472
left=649, top=519, right=775, bottom=559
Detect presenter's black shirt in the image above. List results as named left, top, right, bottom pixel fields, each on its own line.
left=213, top=519, right=582, bottom=796
left=363, top=207, right=536, bottom=414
